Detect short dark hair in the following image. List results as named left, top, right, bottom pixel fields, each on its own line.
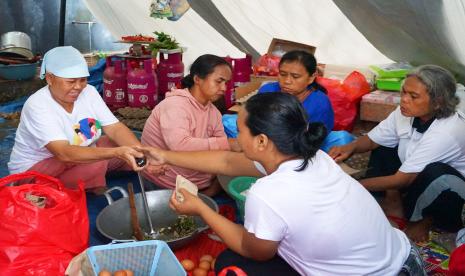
left=244, top=92, right=327, bottom=171
left=181, top=54, right=232, bottom=89
left=406, top=65, right=458, bottom=119
left=279, top=50, right=327, bottom=93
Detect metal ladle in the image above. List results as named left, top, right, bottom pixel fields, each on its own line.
left=135, top=157, right=158, bottom=239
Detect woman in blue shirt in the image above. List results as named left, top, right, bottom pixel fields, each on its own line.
left=258, top=50, right=352, bottom=151
left=259, top=50, right=334, bottom=132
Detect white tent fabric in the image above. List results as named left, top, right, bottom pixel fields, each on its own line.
left=84, top=0, right=465, bottom=81
left=83, top=0, right=391, bottom=70
left=333, top=0, right=465, bottom=82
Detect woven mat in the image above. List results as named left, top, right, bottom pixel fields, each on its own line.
left=114, top=107, right=151, bottom=130
left=417, top=231, right=451, bottom=276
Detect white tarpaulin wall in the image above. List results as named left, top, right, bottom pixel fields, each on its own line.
left=84, top=0, right=465, bottom=81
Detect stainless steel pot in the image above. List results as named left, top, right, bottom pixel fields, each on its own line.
left=0, top=32, right=33, bottom=59
left=96, top=187, right=219, bottom=250
left=0, top=31, right=32, bottom=50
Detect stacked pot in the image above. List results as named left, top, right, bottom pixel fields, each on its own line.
left=0, top=31, right=38, bottom=80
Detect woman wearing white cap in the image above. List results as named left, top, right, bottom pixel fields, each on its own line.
left=8, top=46, right=148, bottom=193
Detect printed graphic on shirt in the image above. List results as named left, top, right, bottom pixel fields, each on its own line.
left=72, top=118, right=102, bottom=146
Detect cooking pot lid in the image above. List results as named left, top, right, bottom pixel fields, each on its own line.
left=0, top=47, right=33, bottom=59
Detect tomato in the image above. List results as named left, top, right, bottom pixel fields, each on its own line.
left=121, top=34, right=155, bottom=42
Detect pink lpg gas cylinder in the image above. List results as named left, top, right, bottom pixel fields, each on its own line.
left=127, top=59, right=158, bottom=109
left=156, top=49, right=184, bottom=102
left=232, top=54, right=252, bottom=87
left=222, top=54, right=252, bottom=109
left=103, top=57, right=127, bottom=110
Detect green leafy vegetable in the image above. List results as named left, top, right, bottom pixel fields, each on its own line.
left=148, top=31, right=180, bottom=56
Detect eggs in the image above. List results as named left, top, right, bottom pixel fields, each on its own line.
left=113, top=270, right=128, bottom=276
left=180, top=254, right=217, bottom=275
left=98, top=270, right=111, bottom=276
left=199, top=254, right=213, bottom=263
left=198, top=260, right=211, bottom=271
left=181, top=259, right=195, bottom=271
left=98, top=269, right=134, bottom=276
left=211, top=258, right=216, bottom=270
left=192, top=267, right=208, bottom=276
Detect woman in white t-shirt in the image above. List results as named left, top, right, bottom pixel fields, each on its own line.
left=329, top=65, right=465, bottom=242
left=8, top=46, right=151, bottom=194
left=140, top=93, right=424, bottom=275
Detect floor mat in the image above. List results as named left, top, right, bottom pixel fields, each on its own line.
left=417, top=231, right=451, bottom=275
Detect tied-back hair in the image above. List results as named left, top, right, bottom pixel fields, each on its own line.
left=181, top=54, right=232, bottom=89
left=279, top=50, right=327, bottom=94
left=245, top=92, right=327, bottom=171
left=406, top=65, right=458, bottom=119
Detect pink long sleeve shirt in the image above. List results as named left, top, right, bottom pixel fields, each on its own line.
left=141, top=88, right=230, bottom=189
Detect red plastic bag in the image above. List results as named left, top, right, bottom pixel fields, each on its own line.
left=342, top=71, right=371, bottom=103
left=449, top=244, right=465, bottom=276
left=253, top=54, right=281, bottom=76
left=0, top=171, right=89, bottom=275
left=317, top=72, right=370, bottom=131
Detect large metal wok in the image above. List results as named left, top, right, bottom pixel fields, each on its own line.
left=96, top=187, right=218, bottom=250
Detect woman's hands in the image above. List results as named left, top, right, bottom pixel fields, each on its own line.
left=328, top=143, right=356, bottom=163
left=169, top=188, right=206, bottom=216
left=114, top=146, right=146, bottom=171
left=135, top=146, right=166, bottom=165
left=133, top=146, right=169, bottom=175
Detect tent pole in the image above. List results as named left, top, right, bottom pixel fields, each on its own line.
left=58, top=0, right=66, bottom=46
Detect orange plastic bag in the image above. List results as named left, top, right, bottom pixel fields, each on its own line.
left=0, top=171, right=89, bottom=275
left=317, top=71, right=370, bottom=131
left=342, top=71, right=371, bottom=103
left=253, top=54, right=281, bottom=76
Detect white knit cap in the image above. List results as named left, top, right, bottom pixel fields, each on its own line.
left=40, top=46, right=89, bottom=79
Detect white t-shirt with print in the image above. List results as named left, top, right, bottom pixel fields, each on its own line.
left=245, top=151, right=410, bottom=276
left=8, top=85, right=118, bottom=174
left=368, top=106, right=465, bottom=175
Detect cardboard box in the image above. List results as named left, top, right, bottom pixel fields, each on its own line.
left=360, top=90, right=400, bottom=122
left=228, top=80, right=263, bottom=112
left=323, top=64, right=375, bottom=83
left=267, top=38, right=316, bottom=55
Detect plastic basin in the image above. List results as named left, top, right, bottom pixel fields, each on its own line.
left=0, top=62, right=38, bottom=80
left=227, top=176, right=257, bottom=220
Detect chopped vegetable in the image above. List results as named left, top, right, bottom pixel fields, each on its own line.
left=143, top=215, right=197, bottom=241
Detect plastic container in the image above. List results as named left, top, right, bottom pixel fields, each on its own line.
left=376, top=77, right=403, bottom=91
left=227, top=177, right=257, bottom=220
left=0, top=62, right=37, bottom=80
left=87, top=240, right=185, bottom=276
left=369, top=62, right=412, bottom=78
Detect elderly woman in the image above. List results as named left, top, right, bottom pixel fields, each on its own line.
left=8, top=46, right=145, bottom=193
left=329, top=65, right=465, bottom=242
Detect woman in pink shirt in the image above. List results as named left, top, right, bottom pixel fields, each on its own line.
left=141, top=54, right=239, bottom=196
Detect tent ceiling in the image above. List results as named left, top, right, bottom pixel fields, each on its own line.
left=84, top=0, right=464, bottom=81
